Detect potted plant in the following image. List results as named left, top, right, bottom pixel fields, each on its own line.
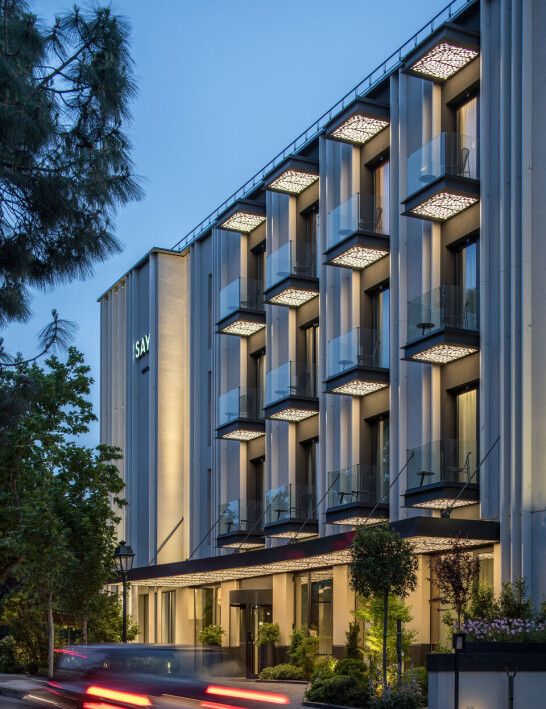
left=198, top=624, right=225, bottom=646
left=257, top=622, right=280, bottom=671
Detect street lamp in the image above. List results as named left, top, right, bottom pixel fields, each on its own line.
left=113, top=541, right=135, bottom=643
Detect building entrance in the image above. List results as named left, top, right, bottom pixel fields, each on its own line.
left=229, top=589, right=273, bottom=678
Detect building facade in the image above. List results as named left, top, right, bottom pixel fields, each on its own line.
left=99, top=0, right=546, bottom=673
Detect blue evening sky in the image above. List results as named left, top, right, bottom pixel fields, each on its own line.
left=8, top=0, right=450, bottom=444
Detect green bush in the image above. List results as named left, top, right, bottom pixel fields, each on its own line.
left=0, top=636, right=24, bottom=673
left=468, top=585, right=499, bottom=622
left=371, top=679, right=423, bottom=709
left=344, top=621, right=362, bottom=659
left=197, top=624, right=225, bottom=646
left=256, top=622, right=280, bottom=647
left=402, top=667, right=427, bottom=703
left=499, top=578, right=533, bottom=620
left=258, top=663, right=306, bottom=681
left=306, top=674, right=372, bottom=707
left=288, top=626, right=319, bottom=679
left=335, top=657, right=368, bottom=678
left=311, top=655, right=336, bottom=682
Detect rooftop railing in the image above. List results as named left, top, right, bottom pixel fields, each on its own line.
left=172, top=0, right=475, bottom=253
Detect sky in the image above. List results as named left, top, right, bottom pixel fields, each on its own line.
left=6, top=0, right=450, bottom=445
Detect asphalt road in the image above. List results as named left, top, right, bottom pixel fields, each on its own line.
left=0, top=699, right=42, bottom=708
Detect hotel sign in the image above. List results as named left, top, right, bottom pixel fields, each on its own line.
left=134, top=333, right=150, bottom=360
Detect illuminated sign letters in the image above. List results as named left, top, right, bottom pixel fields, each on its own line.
left=134, top=333, right=150, bottom=360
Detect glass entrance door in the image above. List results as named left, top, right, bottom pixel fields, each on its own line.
left=236, top=603, right=273, bottom=678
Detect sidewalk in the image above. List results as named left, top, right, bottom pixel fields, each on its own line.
left=0, top=674, right=46, bottom=700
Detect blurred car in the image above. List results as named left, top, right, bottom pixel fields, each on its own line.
left=32, top=644, right=290, bottom=709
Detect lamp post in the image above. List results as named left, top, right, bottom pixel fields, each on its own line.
left=113, top=541, right=135, bottom=643
left=452, top=631, right=466, bottom=709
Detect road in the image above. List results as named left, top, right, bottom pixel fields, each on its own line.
left=0, top=699, right=43, bottom=708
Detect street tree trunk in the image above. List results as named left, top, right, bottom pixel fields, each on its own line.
left=382, top=591, right=389, bottom=689
left=47, top=592, right=54, bottom=679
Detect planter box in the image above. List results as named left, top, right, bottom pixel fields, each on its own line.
left=465, top=640, right=546, bottom=653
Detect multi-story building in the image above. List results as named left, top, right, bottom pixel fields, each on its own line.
left=99, top=0, right=546, bottom=673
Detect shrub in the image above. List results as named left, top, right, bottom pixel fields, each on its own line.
left=371, top=679, right=423, bottom=709
left=311, top=655, right=336, bottom=682
left=288, top=626, right=319, bottom=679
left=0, top=636, right=24, bottom=673
left=197, top=624, right=225, bottom=646
left=468, top=585, right=499, bottom=621
left=344, top=620, right=362, bottom=659
left=256, top=622, right=280, bottom=647
left=335, top=657, right=368, bottom=678
left=499, top=578, right=533, bottom=620
left=306, top=674, right=372, bottom=707
left=402, top=667, right=427, bottom=703
left=258, top=663, right=306, bottom=680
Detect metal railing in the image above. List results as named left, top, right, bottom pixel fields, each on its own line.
left=219, top=277, right=263, bottom=320
left=264, top=484, right=316, bottom=525
left=327, top=327, right=389, bottom=376
left=218, top=499, right=263, bottom=536
left=327, top=465, right=388, bottom=509
left=327, top=193, right=389, bottom=249
left=407, top=285, right=478, bottom=343
left=218, top=386, right=262, bottom=427
left=406, top=439, right=476, bottom=489
left=172, top=0, right=475, bottom=253
left=407, top=131, right=479, bottom=197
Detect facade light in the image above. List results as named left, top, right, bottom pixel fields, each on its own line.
left=269, top=287, right=318, bottom=308
left=409, top=191, right=479, bottom=221
left=410, top=535, right=492, bottom=554
left=219, top=320, right=266, bottom=337
left=270, top=408, right=318, bottom=423
left=266, top=530, right=317, bottom=540
left=409, top=343, right=479, bottom=365
left=329, top=514, right=384, bottom=526
left=330, top=246, right=388, bottom=270
left=220, top=541, right=264, bottom=550
left=411, top=497, right=478, bottom=510
left=220, top=211, right=266, bottom=233
left=409, top=42, right=479, bottom=82
left=220, top=429, right=265, bottom=442
left=330, top=114, right=389, bottom=145
left=331, top=380, right=388, bottom=397
left=267, top=169, right=319, bottom=195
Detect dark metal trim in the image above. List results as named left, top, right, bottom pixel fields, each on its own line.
left=402, top=328, right=480, bottom=361
left=216, top=419, right=265, bottom=439
left=325, top=501, right=389, bottom=525
left=216, top=309, right=266, bottom=335
left=324, top=366, right=389, bottom=395
left=263, top=276, right=319, bottom=307
left=263, top=396, right=319, bottom=420
left=404, top=481, right=479, bottom=507
left=323, top=231, right=390, bottom=269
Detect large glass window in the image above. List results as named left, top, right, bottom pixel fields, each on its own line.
left=162, top=591, right=176, bottom=644
left=455, top=387, right=478, bottom=479
left=372, top=288, right=390, bottom=368
left=254, top=351, right=266, bottom=415
left=455, top=240, right=478, bottom=290
left=194, top=587, right=220, bottom=643
left=304, top=206, right=319, bottom=246
left=456, top=96, right=479, bottom=177
left=373, top=161, right=390, bottom=235
left=304, top=322, right=320, bottom=396
left=294, top=570, right=333, bottom=655
left=371, top=416, right=390, bottom=498
left=138, top=595, right=149, bottom=643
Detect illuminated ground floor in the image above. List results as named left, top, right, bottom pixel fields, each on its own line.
left=124, top=521, right=500, bottom=676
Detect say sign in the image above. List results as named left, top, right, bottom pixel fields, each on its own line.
left=134, top=333, right=150, bottom=360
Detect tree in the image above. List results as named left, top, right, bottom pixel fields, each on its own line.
left=0, top=0, right=142, bottom=326
left=430, top=540, right=480, bottom=630
left=349, top=525, right=418, bottom=689
left=0, top=348, right=125, bottom=676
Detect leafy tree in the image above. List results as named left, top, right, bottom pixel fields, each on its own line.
left=0, top=348, right=125, bottom=676
left=349, top=525, right=418, bottom=689
left=430, top=540, right=480, bottom=629
left=0, top=0, right=142, bottom=326
left=344, top=620, right=362, bottom=660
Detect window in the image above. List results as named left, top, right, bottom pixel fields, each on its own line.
left=294, top=570, right=333, bottom=655
left=249, top=458, right=264, bottom=520
left=373, top=160, right=390, bottom=234
left=304, top=205, right=319, bottom=246
left=300, top=439, right=318, bottom=493
left=455, top=387, right=478, bottom=480
left=253, top=243, right=266, bottom=298
left=456, top=96, right=479, bottom=177
left=455, top=240, right=478, bottom=290
left=371, top=287, right=389, bottom=368
left=254, top=351, right=266, bottom=415
left=304, top=322, right=319, bottom=396
left=138, top=595, right=149, bottom=643
left=371, top=416, right=389, bottom=498
left=194, top=587, right=220, bottom=643
left=162, top=591, right=176, bottom=644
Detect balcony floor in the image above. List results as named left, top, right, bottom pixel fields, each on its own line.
left=324, top=230, right=389, bottom=270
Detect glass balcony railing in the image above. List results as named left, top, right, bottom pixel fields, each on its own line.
left=407, top=285, right=478, bottom=343
left=327, top=193, right=389, bottom=249
left=327, top=465, right=388, bottom=509
left=265, top=361, right=318, bottom=405
left=407, top=132, right=479, bottom=198
left=264, top=484, right=316, bottom=525
left=219, top=277, right=263, bottom=321
left=406, top=439, right=477, bottom=490
left=266, top=241, right=316, bottom=289
left=218, top=498, right=262, bottom=536
left=218, top=387, right=262, bottom=427
left=327, top=327, right=389, bottom=377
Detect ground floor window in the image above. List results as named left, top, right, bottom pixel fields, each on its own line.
left=294, top=569, right=333, bottom=655
left=194, top=586, right=221, bottom=643
left=162, top=590, right=176, bottom=644
left=138, top=595, right=149, bottom=642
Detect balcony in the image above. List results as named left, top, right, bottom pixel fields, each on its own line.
left=264, top=241, right=318, bottom=308
left=325, top=465, right=388, bottom=526
left=217, top=277, right=265, bottom=337
left=264, top=484, right=318, bottom=539
left=217, top=387, right=265, bottom=441
left=404, top=24, right=480, bottom=84
left=402, top=132, right=479, bottom=222
left=325, top=328, right=389, bottom=397
left=405, top=439, right=479, bottom=511
left=403, top=285, right=479, bottom=365
left=264, top=361, right=318, bottom=422
left=325, top=97, right=390, bottom=147
left=217, top=499, right=264, bottom=550
left=324, top=193, right=390, bottom=270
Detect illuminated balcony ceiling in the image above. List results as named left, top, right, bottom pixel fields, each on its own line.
left=409, top=42, right=479, bottom=82
left=410, top=535, right=490, bottom=554
left=268, top=287, right=318, bottom=308
left=409, top=191, right=479, bottom=222
left=326, top=98, right=390, bottom=147
left=219, top=319, right=266, bottom=337
left=219, top=540, right=264, bottom=551
left=269, top=407, right=318, bottom=423
left=328, top=510, right=388, bottom=526
left=220, top=210, right=266, bottom=233
left=330, top=380, right=388, bottom=397
left=265, top=157, right=319, bottom=196
left=409, top=343, right=479, bottom=365
left=410, top=497, right=477, bottom=511
left=220, top=428, right=265, bottom=442
left=330, top=245, right=388, bottom=270
left=266, top=530, right=317, bottom=540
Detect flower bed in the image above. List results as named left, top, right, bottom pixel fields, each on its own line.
left=460, top=618, right=546, bottom=642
